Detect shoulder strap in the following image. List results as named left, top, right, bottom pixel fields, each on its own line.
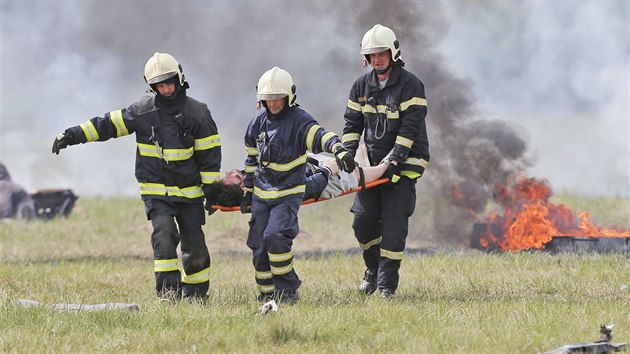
left=357, top=167, right=366, bottom=190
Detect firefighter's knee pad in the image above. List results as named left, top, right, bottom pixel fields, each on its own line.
left=151, top=216, right=179, bottom=256
left=266, top=232, right=295, bottom=254
left=352, top=215, right=380, bottom=244
left=182, top=245, right=210, bottom=272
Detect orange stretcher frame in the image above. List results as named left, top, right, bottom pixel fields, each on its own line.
left=211, top=177, right=390, bottom=212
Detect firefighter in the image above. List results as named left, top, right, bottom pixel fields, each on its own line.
left=51, top=52, right=221, bottom=303
left=241, top=67, right=355, bottom=304
left=342, top=25, right=430, bottom=299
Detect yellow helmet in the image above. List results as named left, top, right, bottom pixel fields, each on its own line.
left=360, top=24, right=401, bottom=62
left=144, top=52, right=185, bottom=86
left=256, top=66, right=297, bottom=106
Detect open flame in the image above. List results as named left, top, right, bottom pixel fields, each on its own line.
left=453, top=176, right=630, bottom=252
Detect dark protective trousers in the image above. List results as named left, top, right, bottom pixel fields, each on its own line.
left=144, top=198, right=210, bottom=299
left=350, top=177, right=417, bottom=291
left=246, top=196, right=302, bottom=295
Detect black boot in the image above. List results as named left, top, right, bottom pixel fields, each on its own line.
left=257, top=292, right=274, bottom=303
left=359, top=268, right=378, bottom=295
left=275, top=289, right=299, bottom=305
left=379, top=287, right=396, bottom=299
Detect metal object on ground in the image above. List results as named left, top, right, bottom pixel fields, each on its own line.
left=470, top=223, right=630, bottom=254
left=30, top=189, right=78, bottom=219
left=16, top=299, right=139, bottom=312
left=544, top=324, right=627, bottom=354
left=545, top=237, right=630, bottom=254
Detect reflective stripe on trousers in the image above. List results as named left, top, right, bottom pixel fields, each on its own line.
left=247, top=196, right=302, bottom=292
left=350, top=177, right=417, bottom=291
left=145, top=198, right=211, bottom=298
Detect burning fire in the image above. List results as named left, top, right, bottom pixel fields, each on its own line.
left=452, top=176, right=630, bottom=252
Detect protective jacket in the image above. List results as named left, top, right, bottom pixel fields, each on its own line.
left=243, top=105, right=341, bottom=201
left=342, top=65, right=429, bottom=178
left=62, top=93, right=221, bottom=202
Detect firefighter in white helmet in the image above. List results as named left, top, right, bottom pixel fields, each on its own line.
left=52, top=52, right=222, bottom=303
left=342, top=24, right=430, bottom=299
left=241, top=66, right=355, bottom=304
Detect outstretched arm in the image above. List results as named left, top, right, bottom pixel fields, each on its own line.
left=359, top=162, right=389, bottom=183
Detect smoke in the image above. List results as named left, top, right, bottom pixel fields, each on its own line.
left=325, top=2, right=535, bottom=243
left=2, top=1, right=380, bottom=194
left=437, top=1, right=629, bottom=198
left=1, top=1, right=627, bottom=245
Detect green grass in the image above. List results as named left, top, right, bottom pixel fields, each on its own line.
left=1, top=195, right=629, bottom=353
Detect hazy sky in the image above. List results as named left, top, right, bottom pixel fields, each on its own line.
left=1, top=0, right=628, bottom=201
left=439, top=1, right=629, bottom=198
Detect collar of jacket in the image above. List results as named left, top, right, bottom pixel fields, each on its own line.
left=156, top=89, right=187, bottom=114
left=368, top=65, right=402, bottom=91
left=266, top=104, right=292, bottom=120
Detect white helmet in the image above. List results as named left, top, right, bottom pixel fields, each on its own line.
left=144, top=52, right=185, bottom=86
left=256, top=66, right=297, bottom=106
left=360, top=24, right=401, bottom=62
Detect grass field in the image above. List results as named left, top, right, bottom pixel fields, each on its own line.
left=1, top=194, right=629, bottom=353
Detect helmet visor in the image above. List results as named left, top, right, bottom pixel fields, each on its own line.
left=147, top=71, right=178, bottom=84
left=360, top=47, right=389, bottom=55
left=257, top=93, right=288, bottom=101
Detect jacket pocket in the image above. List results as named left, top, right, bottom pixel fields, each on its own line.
left=406, top=179, right=417, bottom=217
left=386, top=108, right=400, bottom=133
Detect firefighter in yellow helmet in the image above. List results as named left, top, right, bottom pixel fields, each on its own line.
left=342, top=25, right=430, bottom=299
left=241, top=66, right=355, bottom=304
left=52, top=52, right=222, bottom=303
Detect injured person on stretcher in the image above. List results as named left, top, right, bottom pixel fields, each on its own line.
left=206, top=152, right=390, bottom=208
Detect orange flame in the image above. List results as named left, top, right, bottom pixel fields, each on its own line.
left=477, top=177, right=630, bottom=251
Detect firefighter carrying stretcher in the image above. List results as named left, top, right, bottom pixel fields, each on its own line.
left=240, top=66, right=355, bottom=305
left=342, top=25, right=430, bottom=299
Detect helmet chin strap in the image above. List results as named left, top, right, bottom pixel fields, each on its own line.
left=364, top=55, right=393, bottom=75
left=374, top=62, right=392, bottom=75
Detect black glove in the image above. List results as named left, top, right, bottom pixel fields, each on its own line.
left=240, top=191, right=253, bottom=214
left=334, top=146, right=356, bottom=173
left=52, top=132, right=71, bottom=155
left=385, top=161, right=402, bottom=183
left=306, top=155, right=320, bottom=166
left=206, top=207, right=217, bottom=216
left=204, top=196, right=217, bottom=216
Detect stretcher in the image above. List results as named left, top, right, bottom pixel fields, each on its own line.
left=211, top=177, right=389, bottom=212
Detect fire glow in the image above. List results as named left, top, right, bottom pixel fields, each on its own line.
left=453, top=177, right=630, bottom=252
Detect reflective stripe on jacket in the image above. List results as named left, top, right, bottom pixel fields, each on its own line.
left=243, top=105, right=341, bottom=201
left=342, top=66, right=429, bottom=177
left=65, top=95, right=221, bottom=202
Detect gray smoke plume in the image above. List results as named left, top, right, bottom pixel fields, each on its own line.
left=326, top=2, right=535, bottom=243
left=1, top=1, right=627, bottom=245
